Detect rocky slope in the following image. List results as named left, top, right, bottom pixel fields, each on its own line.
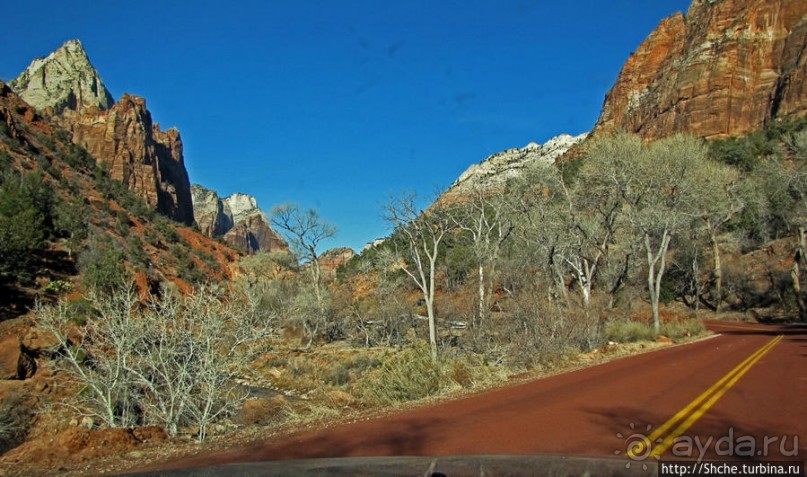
left=439, top=133, right=588, bottom=202
left=594, top=0, right=807, bottom=140
left=191, top=185, right=287, bottom=254
left=0, top=79, right=239, bottom=311
left=9, top=40, right=194, bottom=224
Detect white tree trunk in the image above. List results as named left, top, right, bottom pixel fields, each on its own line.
left=477, top=262, right=485, bottom=328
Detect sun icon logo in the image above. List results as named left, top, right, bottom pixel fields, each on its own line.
left=614, top=422, right=658, bottom=470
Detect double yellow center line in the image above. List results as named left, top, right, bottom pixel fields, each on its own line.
left=628, top=334, right=783, bottom=459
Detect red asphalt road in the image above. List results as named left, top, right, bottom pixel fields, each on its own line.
left=154, top=321, right=807, bottom=469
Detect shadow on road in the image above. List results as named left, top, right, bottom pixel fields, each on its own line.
left=148, top=415, right=446, bottom=472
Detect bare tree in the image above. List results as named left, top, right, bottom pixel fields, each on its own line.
left=513, top=162, right=571, bottom=302
left=693, top=160, right=744, bottom=311
left=384, top=194, right=456, bottom=360
left=629, top=135, right=705, bottom=334
left=270, top=202, right=337, bottom=345
left=768, top=130, right=807, bottom=319
left=575, top=133, right=644, bottom=308
left=575, top=133, right=707, bottom=333
left=36, top=284, right=254, bottom=441
left=36, top=284, right=141, bottom=428
left=452, top=189, right=513, bottom=328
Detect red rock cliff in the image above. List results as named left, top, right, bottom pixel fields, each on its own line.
left=594, top=0, right=807, bottom=140
left=10, top=40, right=195, bottom=225
left=66, top=95, right=194, bottom=224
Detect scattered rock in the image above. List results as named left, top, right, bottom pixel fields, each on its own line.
left=80, top=416, right=94, bottom=429
left=0, top=336, right=35, bottom=380
left=22, top=327, right=60, bottom=355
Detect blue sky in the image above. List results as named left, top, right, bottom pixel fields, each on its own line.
left=1, top=0, right=691, bottom=252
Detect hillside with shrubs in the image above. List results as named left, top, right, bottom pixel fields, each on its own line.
left=2, top=1, right=807, bottom=471
left=3, top=69, right=807, bottom=472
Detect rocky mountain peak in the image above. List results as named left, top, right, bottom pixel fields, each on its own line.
left=439, top=132, right=588, bottom=203
left=8, top=40, right=195, bottom=225
left=191, top=185, right=286, bottom=254
left=9, top=39, right=114, bottom=115
left=223, top=193, right=266, bottom=225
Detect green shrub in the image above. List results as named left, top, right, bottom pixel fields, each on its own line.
left=61, top=143, right=95, bottom=170
left=0, top=151, right=11, bottom=171
left=155, top=217, right=180, bottom=243
left=39, top=134, right=56, bottom=151
left=53, top=128, right=70, bottom=145
left=324, top=365, right=351, bottom=386
left=53, top=199, right=88, bottom=253
left=42, top=280, right=73, bottom=295
left=604, top=317, right=706, bottom=343
left=66, top=297, right=95, bottom=326
left=78, top=239, right=127, bottom=293
left=127, top=235, right=149, bottom=267
left=0, top=169, right=55, bottom=284
left=324, top=355, right=381, bottom=386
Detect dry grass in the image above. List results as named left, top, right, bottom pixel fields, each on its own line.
left=358, top=342, right=502, bottom=405
left=605, top=316, right=707, bottom=343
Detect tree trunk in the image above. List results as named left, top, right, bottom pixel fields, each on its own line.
left=608, top=254, right=631, bottom=310
left=426, top=297, right=437, bottom=361
left=427, top=259, right=438, bottom=361
left=792, top=227, right=806, bottom=321
left=692, top=255, right=701, bottom=312
left=582, top=280, right=591, bottom=309
left=706, top=220, right=722, bottom=312
left=646, top=232, right=670, bottom=336
left=477, top=262, right=485, bottom=328
left=649, top=268, right=660, bottom=335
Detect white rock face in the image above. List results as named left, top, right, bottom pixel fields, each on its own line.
left=191, top=184, right=232, bottom=236
left=362, top=238, right=387, bottom=252
left=223, top=193, right=268, bottom=225
left=446, top=132, right=589, bottom=197
left=9, top=39, right=114, bottom=114
left=191, top=184, right=285, bottom=253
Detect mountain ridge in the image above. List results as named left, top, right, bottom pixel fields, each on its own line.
left=438, top=132, right=588, bottom=203
left=9, top=40, right=194, bottom=225
left=9, top=39, right=114, bottom=115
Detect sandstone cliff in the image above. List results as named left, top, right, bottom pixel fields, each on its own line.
left=319, top=247, right=356, bottom=277
left=439, top=133, right=588, bottom=203
left=10, top=40, right=194, bottom=224
left=191, top=184, right=287, bottom=254
left=68, top=95, right=195, bottom=224
left=595, top=0, right=807, bottom=140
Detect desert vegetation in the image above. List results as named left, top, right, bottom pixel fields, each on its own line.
left=5, top=115, right=807, bottom=471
